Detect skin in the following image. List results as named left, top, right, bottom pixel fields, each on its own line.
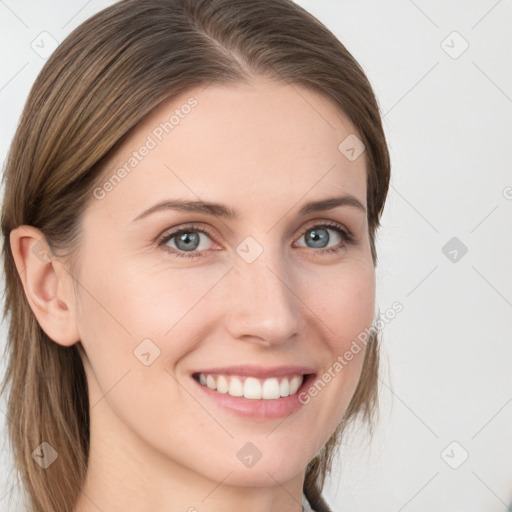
left=10, top=77, right=375, bottom=512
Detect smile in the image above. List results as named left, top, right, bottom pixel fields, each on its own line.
left=194, top=372, right=305, bottom=400
left=190, top=365, right=316, bottom=419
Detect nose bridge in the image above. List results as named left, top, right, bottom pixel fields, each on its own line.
left=224, top=242, right=301, bottom=343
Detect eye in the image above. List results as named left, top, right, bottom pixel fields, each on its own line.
left=158, top=224, right=216, bottom=259
left=157, top=221, right=356, bottom=259
left=293, top=222, right=355, bottom=255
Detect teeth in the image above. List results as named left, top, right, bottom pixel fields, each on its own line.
left=216, top=375, right=229, bottom=394
left=206, top=375, right=216, bottom=389
left=244, top=377, right=262, bottom=399
left=196, top=373, right=305, bottom=400
left=229, top=377, right=244, bottom=397
left=279, top=378, right=290, bottom=397
left=289, top=376, right=302, bottom=395
left=262, top=378, right=280, bottom=399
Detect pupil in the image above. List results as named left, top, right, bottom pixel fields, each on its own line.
left=176, top=232, right=199, bottom=251
left=308, top=228, right=328, bottom=248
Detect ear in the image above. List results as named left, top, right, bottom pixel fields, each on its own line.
left=9, top=225, right=80, bottom=347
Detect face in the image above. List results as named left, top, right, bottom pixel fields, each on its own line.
left=73, top=77, right=375, bottom=488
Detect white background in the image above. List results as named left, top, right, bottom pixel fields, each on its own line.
left=1, top=1, right=511, bottom=511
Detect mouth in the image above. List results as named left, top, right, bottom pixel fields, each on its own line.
left=192, top=371, right=314, bottom=400
left=189, top=364, right=317, bottom=419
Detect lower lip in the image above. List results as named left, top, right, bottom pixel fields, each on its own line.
left=192, top=374, right=316, bottom=420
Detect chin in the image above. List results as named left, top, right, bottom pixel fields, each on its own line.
left=223, top=463, right=305, bottom=487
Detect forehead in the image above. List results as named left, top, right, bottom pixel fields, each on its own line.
left=89, top=78, right=367, bottom=222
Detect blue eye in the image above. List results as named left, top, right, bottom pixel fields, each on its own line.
left=295, top=224, right=354, bottom=254
left=307, top=228, right=330, bottom=248
left=158, top=222, right=355, bottom=259
left=159, top=226, right=214, bottom=258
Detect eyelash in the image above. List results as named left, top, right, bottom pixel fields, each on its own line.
left=157, top=221, right=356, bottom=259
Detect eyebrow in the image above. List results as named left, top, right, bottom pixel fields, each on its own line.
left=131, top=194, right=366, bottom=222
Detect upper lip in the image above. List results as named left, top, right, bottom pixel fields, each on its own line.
left=192, top=364, right=316, bottom=379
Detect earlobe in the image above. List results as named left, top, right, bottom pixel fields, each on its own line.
left=9, top=225, right=80, bottom=347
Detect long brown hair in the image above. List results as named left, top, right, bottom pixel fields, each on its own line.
left=0, top=1, right=390, bottom=510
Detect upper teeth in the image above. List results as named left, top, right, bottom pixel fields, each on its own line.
left=197, top=373, right=304, bottom=400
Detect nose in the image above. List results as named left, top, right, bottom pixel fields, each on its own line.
left=223, top=250, right=302, bottom=347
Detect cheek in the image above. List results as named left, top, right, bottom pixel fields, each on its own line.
left=295, top=259, right=375, bottom=443
left=305, top=258, right=376, bottom=344
left=75, top=258, right=229, bottom=390
left=78, top=252, right=224, bottom=336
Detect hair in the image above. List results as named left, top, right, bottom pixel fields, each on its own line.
left=0, top=1, right=390, bottom=511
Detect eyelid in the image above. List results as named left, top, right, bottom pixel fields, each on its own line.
left=292, top=218, right=354, bottom=240
left=156, top=223, right=219, bottom=250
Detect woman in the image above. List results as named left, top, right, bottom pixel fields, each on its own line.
left=0, top=0, right=390, bottom=511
